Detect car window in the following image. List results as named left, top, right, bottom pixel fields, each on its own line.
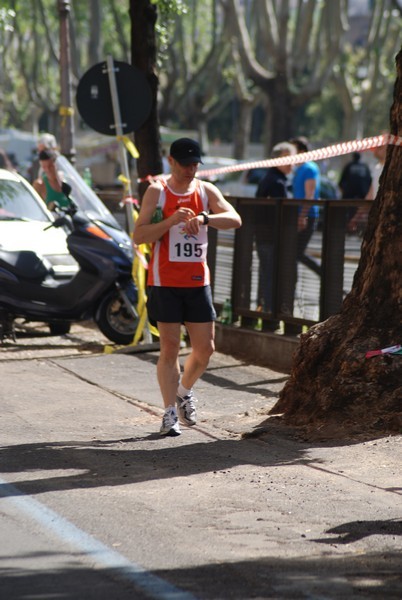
left=0, top=179, right=49, bottom=222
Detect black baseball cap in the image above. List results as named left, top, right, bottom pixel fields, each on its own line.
left=170, top=138, right=203, bottom=165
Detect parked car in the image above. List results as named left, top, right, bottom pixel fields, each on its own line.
left=0, top=167, right=137, bottom=341
left=0, top=157, right=132, bottom=267
left=0, top=168, right=77, bottom=278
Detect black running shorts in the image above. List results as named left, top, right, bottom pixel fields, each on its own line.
left=147, top=285, right=216, bottom=324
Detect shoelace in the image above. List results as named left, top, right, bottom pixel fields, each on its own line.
left=163, top=409, right=177, bottom=424
left=181, top=395, right=197, bottom=410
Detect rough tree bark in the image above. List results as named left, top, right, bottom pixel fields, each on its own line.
left=130, top=0, right=163, bottom=199
left=270, top=48, right=402, bottom=439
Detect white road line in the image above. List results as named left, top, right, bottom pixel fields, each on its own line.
left=0, top=477, right=197, bottom=600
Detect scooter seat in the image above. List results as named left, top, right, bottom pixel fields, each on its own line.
left=0, top=249, right=51, bottom=281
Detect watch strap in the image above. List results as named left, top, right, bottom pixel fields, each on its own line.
left=199, top=211, right=209, bottom=225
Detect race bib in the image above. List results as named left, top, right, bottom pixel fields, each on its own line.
left=169, top=223, right=208, bottom=262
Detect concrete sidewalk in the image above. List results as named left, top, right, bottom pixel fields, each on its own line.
left=0, top=325, right=401, bottom=599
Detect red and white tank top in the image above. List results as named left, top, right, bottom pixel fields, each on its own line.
left=148, top=179, right=210, bottom=287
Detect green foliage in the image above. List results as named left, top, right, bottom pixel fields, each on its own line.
left=156, top=0, right=228, bottom=132
left=151, top=0, right=187, bottom=13
left=0, top=0, right=400, bottom=148
left=0, top=0, right=134, bottom=129
left=304, top=87, right=344, bottom=142
left=0, top=6, right=15, bottom=40
left=151, top=0, right=188, bottom=63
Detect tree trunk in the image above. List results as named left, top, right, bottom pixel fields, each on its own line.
left=232, top=99, right=253, bottom=160
left=270, top=76, right=294, bottom=145
left=88, top=0, right=102, bottom=66
left=130, top=0, right=163, bottom=199
left=270, top=49, right=402, bottom=439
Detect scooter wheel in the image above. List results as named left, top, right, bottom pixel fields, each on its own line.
left=95, top=289, right=138, bottom=345
left=48, top=321, right=71, bottom=336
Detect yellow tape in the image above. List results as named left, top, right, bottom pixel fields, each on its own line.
left=131, top=237, right=159, bottom=343
left=131, top=208, right=159, bottom=342
left=117, top=135, right=140, bottom=159
left=103, top=207, right=159, bottom=353
left=59, top=105, right=74, bottom=127
left=118, top=173, right=130, bottom=193
left=133, top=211, right=159, bottom=345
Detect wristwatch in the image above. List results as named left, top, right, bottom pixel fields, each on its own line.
left=198, top=211, right=209, bottom=225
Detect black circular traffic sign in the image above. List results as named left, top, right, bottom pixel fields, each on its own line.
left=76, top=60, right=152, bottom=136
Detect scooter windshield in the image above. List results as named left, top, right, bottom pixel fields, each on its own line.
left=55, top=155, right=122, bottom=231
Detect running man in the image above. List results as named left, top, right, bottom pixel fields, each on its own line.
left=133, top=138, right=242, bottom=436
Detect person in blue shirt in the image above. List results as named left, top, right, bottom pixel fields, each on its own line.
left=290, top=137, right=321, bottom=277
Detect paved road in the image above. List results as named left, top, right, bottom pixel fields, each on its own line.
left=0, top=323, right=401, bottom=599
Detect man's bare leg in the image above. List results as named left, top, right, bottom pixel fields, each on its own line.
left=157, top=322, right=182, bottom=409
left=181, top=321, right=215, bottom=390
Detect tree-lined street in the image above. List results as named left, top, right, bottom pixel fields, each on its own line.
left=0, top=3, right=401, bottom=596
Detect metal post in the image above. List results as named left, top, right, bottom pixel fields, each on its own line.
left=232, top=198, right=253, bottom=321
left=277, top=201, right=299, bottom=327
left=105, top=55, right=135, bottom=235
left=58, top=0, right=76, bottom=163
left=319, top=201, right=347, bottom=320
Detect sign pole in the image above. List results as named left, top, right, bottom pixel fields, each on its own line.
left=105, top=55, right=153, bottom=345
left=58, top=0, right=76, bottom=163
left=105, top=55, right=135, bottom=235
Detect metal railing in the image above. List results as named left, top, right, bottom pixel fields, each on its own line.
left=208, top=196, right=371, bottom=336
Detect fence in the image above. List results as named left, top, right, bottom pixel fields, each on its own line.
left=208, top=196, right=370, bottom=337
left=99, top=189, right=370, bottom=340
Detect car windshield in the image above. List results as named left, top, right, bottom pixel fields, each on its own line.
left=0, top=179, right=49, bottom=222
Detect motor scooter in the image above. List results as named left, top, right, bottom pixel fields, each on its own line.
left=0, top=201, right=138, bottom=344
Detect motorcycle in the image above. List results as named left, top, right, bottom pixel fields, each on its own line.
left=0, top=199, right=138, bottom=345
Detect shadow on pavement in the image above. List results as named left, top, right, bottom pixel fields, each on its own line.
left=313, top=518, right=402, bottom=544
left=0, top=554, right=151, bottom=599
left=133, top=351, right=288, bottom=399
left=157, top=551, right=402, bottom=599
left=0, top=436, right=318, bottom=497
left=1, top=550, right=400, bottom=599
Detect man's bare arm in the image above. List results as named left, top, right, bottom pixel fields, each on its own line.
left=133, top=184, right=196, bottom=245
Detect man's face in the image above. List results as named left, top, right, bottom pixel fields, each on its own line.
left=169, top=157, right=199, bottom=182
left=279, top=151, right=293, bottom=174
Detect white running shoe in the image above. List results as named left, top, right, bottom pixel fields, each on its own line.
left=160, top=406, right=181, bottom=436
left=176, top=392, right=197, bottom=426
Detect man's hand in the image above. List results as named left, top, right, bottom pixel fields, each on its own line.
left=170, top=207, right=196, bottom=226
left=182, top=214, right=203, bottom=235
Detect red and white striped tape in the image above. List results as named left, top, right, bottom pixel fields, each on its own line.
left=138, top=133, right=402, bottom=183
left=195, top=133, right=402, bottom=180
